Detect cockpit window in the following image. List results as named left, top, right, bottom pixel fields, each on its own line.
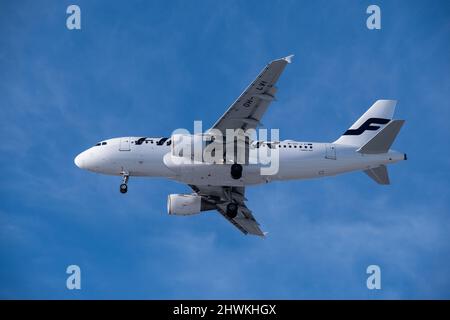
left=95, top=143, right=101, bottom=146
left=101, top=142, right=107, bottom=145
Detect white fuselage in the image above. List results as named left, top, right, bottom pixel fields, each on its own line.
left=74, top=136, right=405, bottom=186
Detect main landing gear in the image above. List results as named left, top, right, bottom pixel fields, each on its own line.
left=230, top=163, right=243, bottom=180
left=226, top=202, right=238, bottom=219
left=120, top=171, right=129, bottom=194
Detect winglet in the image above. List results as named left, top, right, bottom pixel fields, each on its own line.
left=283, top=54, right=294, bottom=64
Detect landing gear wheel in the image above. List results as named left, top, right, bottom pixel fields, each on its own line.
left=226, top=202, right=238, bottom=219
left=119, top=171, right=129, bottom=194
left=230, top=163, right=243, bottom=180
left=120, top=183, right=128, bottom=194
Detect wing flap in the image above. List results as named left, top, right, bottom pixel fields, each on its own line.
left=216, top=205, right=266, bottom=237
left=234, top=217, right=265, bottom=236
left=190, top=185, right=266, bottom=237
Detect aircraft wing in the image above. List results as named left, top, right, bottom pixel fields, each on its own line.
left=210, top=55, right=293, bottom=133
left=189, top=185, right=266, bottom=237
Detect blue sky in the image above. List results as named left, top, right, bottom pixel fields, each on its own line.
left=1, top=0, right=449, bottom=299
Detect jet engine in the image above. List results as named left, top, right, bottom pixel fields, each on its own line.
left=167, top=194, right=215, bottom=216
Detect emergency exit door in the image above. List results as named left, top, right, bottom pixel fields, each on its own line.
left=119, top=137, right=131, bottom=151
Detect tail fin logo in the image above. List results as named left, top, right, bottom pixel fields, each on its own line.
left=343, top=118, right=390, bottom=136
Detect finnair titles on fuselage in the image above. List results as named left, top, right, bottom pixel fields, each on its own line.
left=75, top=55, right=406, bottom=236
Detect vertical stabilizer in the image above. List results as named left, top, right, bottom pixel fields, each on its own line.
left=334, top=100, right=397, bottom=147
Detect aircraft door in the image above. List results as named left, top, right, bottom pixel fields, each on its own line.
left=119, top=137, right=131, bottom=151
left=325, top=144, right=336, bottom=160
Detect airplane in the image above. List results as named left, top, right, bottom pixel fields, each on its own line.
left=74, top=55, right=406, bottom=237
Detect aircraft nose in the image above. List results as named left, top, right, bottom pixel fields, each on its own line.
left=74, top=152, right=86, bottom=169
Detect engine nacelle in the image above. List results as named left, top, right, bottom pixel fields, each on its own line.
left=167, top=194, right=201, bottom=215
left=167, top=194, right=216, bottom=216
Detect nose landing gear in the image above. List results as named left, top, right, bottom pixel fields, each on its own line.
left=120, top=171, right=129, bottom=194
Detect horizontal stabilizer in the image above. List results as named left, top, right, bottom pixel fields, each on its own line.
left=357, top=120, right=405, bottom=154
left=364, top=165, right=390, bottom=185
